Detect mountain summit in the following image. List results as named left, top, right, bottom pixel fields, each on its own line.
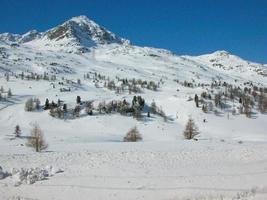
left=44, top=16, right=129, bottom=46
left=0, top=15, right=130, bottom=52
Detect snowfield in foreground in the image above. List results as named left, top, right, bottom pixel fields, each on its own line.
left=1, top=141, right=267, bottom=200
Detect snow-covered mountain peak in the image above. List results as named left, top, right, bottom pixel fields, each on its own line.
left=212, top=50, right=231, bottom=56
left=0, top=32, right=21, bottom=43
left=69, top=15, right=96, bottom=25
left=43, top=15, right=128, bottom=47
left=0, top=30, right=41, bottom=44
left=187, top=50, right=267, bottom=77
left=20, top=30, right=41, bottom=43
left=13, top=15, right=130, bottom=52
left=0, top=15, right=130, bottom=52
left=0, top=15, right=266, bottom=79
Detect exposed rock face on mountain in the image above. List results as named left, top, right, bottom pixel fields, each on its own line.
left=20, top=30, right=41, bottom=43
left=45, top=16, right=127, bottom=45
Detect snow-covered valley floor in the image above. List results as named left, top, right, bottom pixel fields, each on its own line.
left=1, top=141, right=267, bottom=200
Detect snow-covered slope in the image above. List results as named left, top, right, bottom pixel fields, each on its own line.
left=0, top=15, right=267, bottom=200
left=193, top=50, right=267, bottom=78
left=0, top=15, right=266, bottom=84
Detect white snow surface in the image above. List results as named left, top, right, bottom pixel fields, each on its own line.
left=0, top=16, right=267, bottom=200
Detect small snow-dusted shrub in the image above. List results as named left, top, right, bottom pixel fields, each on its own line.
left=49, top=107, right=56, bottom=117
left=258, top=92, right=267, bottom=113
left=12, top=168, right=47, bottom=185
left=5, top=73, right=9, bottom=81
left=202, top=104, right=208, bottom=113
left=73, top=105, right=81, bottom=117
left=34, top=98, right=41, bottom=110
left=85, top=101, right=94, bottom=115
left=26, top=123, right=48, bottom=152
left=97, top=101, right=106, bottom=114
left=50, top=106, right=64, bottom=118
left=150, top=101, right=167, bottom=121
left=25, top=98, right=34, bottom=111
left=123, top=127, right=142, bottom=142
left=183, top=117, right=199, bottom=140
left=157, top=106, right=167, bottom=122
left=25, top=98, right=41, bottom=112
left=7, top=88, right=12, bottom=97
left=56, top=107, right=64, bottom=118
left=150, top=101, right=157, bottom=114
left=132, top=108, right=142, bottom=120
left=10, top=166, right=63, bottom=186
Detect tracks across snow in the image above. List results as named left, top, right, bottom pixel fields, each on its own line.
left=1, top=141, right=267, bottom=200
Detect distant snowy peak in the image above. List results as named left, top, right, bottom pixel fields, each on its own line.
left=43, top=15, right=129, bottom=46
left=191, top=50, right=267, bottom=76
left=20, top=30, right=41, bottom=43
left=0, top=33, right=21, bottom=43
left=0, top=30, right=41, bottom=44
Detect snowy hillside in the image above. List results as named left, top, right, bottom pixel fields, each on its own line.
left=0, top=16, right=267, bottom=200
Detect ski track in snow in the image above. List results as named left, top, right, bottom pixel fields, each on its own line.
left=1, top=143, right=267, bottom=199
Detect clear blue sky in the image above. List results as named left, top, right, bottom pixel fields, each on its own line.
left=0, top=0, right=266, bottom=63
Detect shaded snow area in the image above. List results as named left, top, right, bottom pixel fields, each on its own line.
left=0, top=16, right=267, bottom=200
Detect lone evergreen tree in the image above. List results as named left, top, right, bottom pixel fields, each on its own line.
left=7, top=88, right=12, bottom=97
left=74, top=105, right=81, bottom=117
left=26, top=123, right=48, bottom=152
left=194, top=94, right=199, bottom=107
left=45, top=98, right=49, bottom=109
left=63, top=104, right=67, bottom=113
left=76, top=96, right=81, bottom=104
left=123, top=127, right=142, bottom=142
left=202, top=104, right=208, bottom=113
left=25, top=98, right=34, bottom=111
left=183, top=117, right=199, bottom=140
left=6, top=73, right=9, bottom=82
left=35, top=98, right=41, bottom=110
